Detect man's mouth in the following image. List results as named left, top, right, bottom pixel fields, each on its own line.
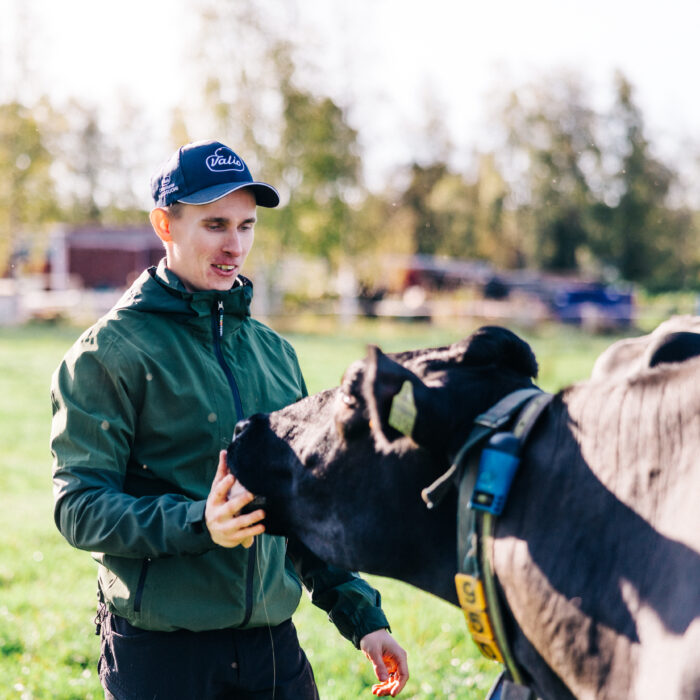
left=213, top=264, right=236, bottom=272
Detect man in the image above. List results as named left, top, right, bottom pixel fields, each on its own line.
left=51, top=140, right=409, bottom=699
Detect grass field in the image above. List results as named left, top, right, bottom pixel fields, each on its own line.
left=0, top=317, right=631, bottom=699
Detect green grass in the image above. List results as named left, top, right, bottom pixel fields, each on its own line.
left=0, top=318, right=630, bottom=699
left=0, top=323, right=101, bottom=699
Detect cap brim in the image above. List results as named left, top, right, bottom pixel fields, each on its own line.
left=177, top=182, right=280, bottom=208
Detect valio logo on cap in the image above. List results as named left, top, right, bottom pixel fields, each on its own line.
left=206, top=148, right=245, bottom=173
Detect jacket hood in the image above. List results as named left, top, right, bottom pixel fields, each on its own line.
left=113, top=258, right=253, bottom=321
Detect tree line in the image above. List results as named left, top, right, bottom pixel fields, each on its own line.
left=2, top=2, right=698, bottom=293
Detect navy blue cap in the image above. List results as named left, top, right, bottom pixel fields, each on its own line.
left=150, top=140, right=280, bottom=208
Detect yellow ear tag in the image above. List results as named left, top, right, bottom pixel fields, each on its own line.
left=388, top=380, right=417, bottom=437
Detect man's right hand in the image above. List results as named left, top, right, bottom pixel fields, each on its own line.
left=205, top=450, right=265, bottom=548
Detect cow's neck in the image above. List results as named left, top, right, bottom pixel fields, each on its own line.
left=398, top=492, right=461, bottom=605
left=491, top=391, right=642, bottom=699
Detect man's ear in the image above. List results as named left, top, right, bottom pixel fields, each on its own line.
left=149, top=208, right=172, bottom=243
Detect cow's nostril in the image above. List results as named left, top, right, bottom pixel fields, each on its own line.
left=233, top=419, right=250, bottom=439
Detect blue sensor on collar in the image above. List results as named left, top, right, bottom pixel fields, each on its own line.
left=469, top=432, right=521, bottom=516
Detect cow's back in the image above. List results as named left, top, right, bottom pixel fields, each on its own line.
left=569, top=354, right=700, bottom=550
left=591, top=315, right=700, bottom=382
left=558, top=356, right=699, bottom=698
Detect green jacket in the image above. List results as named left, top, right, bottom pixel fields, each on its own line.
left=51, top=261, right=389, bottom=645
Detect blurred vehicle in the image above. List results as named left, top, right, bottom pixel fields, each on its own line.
left=548, top=283, right=634, bottom=329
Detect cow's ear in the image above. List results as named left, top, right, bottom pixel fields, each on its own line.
left=645, top=331, right=700, bottom=368
left=363, top=345, right=420, bottom=444
left=362, top=345, right=445, bottom=449
left=363, top=345, right=422, bottom=445
left=455, top=326, right=538, bottom=378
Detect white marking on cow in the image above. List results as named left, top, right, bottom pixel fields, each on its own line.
left=620, top=578, right=700, bottom=700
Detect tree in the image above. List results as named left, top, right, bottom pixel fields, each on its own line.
left=399, top=161, right=450, bottom=255
left=191, top=0, right=282, bottom=171
left=54, top=101, right=106, bottom=222
left=0, top=101, right=58, bottom=276
left=274, top=86, right=361, bottom=262
left=591, top=73, right=696, bottom=288
left=44, top=98, right=146, bottom=226
left=473, top=153, right=522, bottom=267
left=383, top=151, right=517, bottom=267
left=190, top=2, right=364, bottom=268
left=498, top=74, right=602, bottom=271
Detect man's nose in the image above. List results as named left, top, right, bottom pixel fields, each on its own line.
left=222, top=231, right=243, bottom=255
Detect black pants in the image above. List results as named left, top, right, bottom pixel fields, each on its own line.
left=98, top=611, right=319, bottom=700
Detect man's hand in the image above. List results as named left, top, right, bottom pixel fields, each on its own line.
left=360, top=629, right=409, bottom=697
left=205, top=450, right=265, bottom=548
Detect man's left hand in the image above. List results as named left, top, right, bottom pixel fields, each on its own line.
left=360, top=629, right=409, bottom=696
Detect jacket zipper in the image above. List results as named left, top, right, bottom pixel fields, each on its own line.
left=134, top=557, right=151, bottom=613
left=239, top=538, right=258, bottom=627
left=211, top=298, right=256, bottom=626
left=213, top=300, right=244, bottom=420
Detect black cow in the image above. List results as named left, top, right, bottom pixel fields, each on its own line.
left=228, top=325, right=700, bottom=700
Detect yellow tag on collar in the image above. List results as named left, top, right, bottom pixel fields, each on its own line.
left=455, top=572, right=487, bottom=610
left=388, top=380, right=417, bottom=437
left=455, top=573, right=504, bottom=663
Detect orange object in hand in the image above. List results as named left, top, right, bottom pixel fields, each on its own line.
left=371, top=657, right=402, bottom=697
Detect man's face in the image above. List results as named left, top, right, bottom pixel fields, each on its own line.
left=165, top=188, right=257, bottom=292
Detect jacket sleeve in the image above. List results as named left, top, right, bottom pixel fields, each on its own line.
left=286, top=537, right=390, bottom=648
left=51, top=335, right=214, bottom=559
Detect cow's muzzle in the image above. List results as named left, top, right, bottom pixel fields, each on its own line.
left=229, top=419, right=267, bottom=514
left=232, top=418, right=250, bottom=440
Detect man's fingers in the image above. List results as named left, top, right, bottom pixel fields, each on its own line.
left=372, top=676, right=402, bottom=697
left=220, top=519, right=265, bottom=543
left=212, top=450, right=230, bottom=484
left=225, top=484, right=256, bottom=514
left=205, top=451, right=266, bottom=549
left=361, top=630, right=409, bottom=696
left=230, top=509, right=266, bottom=529
left=373, top=656, right=388, bottom=681
left=214, top=509, right=265, bottom=537
left=386, top=652, right=408, bottom=692
left=361, top=637, right=389, bottom=679
left=381, top=654, right=407, bottom=695
left=211, top=451, right=257, bottom=512
left=212, top=473, right=235, bottom=503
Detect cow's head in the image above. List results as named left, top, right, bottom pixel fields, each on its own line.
left=227, top=326, right=537, bottom=601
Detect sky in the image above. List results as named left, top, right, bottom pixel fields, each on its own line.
left=2, top=0, right=700, bottom=198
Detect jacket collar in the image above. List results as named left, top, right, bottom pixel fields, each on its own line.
left=114, top=258, right=253, bottom=326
